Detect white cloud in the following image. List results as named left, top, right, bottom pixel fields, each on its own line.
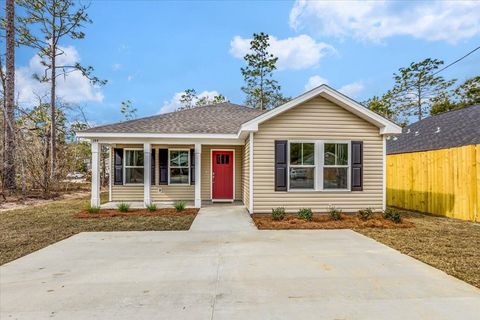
left=289, top=0, right=480, bottom=43
left=304, top=75, right=329, bottom=91
left=127, top=75, right=134, bottom=81
left=230, top=34, right=334, bottom=70
left=159, top=90, right=221, bottom=114
left=339, top=82, right=365, bottom=97
left=304, top=75, right=364, bottom=98
left=112, top=63, right=121, bottom=71
left=16, top=46, right=104, bottom=105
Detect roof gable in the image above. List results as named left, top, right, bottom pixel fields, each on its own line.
left=240, top=85, right=401, bottom=135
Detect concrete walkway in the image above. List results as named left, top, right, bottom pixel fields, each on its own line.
left=190, top=204, right=256, bottom=232
left=1, top=207, right=480, bottom=319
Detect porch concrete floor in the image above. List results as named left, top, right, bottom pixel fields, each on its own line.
left=1, top=206, right=479, bottom=319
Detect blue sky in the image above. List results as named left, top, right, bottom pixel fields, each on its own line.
left=15, top=0, right=480, bottom=125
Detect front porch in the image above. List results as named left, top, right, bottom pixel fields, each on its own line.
left=90, top=140, right=249, bottom=210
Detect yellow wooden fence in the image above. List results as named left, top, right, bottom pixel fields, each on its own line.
left=387, top=144, right=480, bottom=222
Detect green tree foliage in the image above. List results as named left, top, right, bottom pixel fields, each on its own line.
left=16, top=0, right=106, bottom=178
left=177, top=88, right=227, bottom=111
left=430, top=76, right=480, bottom=115
left=241, top=33, right=287, bottom=110
left=120, top=100, right=137, bottom=121
left=392, top=58, right=455, bottom=122
left=364, top=90, right=396, bottom=122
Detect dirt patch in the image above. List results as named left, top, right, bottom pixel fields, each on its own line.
left=75, top=208, right=199, bottom=218
left=252, top=213, right=413, bottom=230
left=0, top=190, right=90, bottom=213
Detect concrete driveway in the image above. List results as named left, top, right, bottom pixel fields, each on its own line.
left=1, top=207, right=479, bottom=319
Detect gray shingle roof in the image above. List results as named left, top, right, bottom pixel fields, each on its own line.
left=387, top=104, right=480, bottom=155
left=81, top=102, right=266, bottom=135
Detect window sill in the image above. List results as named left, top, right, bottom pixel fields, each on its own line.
left=286, top=189, right=352, bottom=193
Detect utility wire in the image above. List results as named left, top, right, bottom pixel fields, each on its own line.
left=431, top=45, right=480, bottom=77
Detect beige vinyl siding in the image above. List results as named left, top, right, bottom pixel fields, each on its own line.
left=253, top=96, right=383, bottom=213
left=201, top=145, right=243, bottom=200
left=242, top=137, right=250, bottom=209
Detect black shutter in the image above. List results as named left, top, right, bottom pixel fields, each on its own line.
left=114, top=148, right=123, bottom=185
left=151, top=149, right=156, bottom=185
left=351, top=141, right=363, bottom=191
left=159, top=149, right=168, bottom=185
left=274, top=140, right=288, bottom=191
left=190, top=149, right=195, bottom=185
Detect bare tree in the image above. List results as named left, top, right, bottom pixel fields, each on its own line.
left=3, top=0, right=17, bottom=191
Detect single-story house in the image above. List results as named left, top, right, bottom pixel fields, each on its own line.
left=386, top=104, right=480, bottom=221
left=77, top=85, right=401, bottom=213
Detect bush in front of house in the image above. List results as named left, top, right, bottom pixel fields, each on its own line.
left=328, top=205, right=342, bottom=221
left=271, top=207, right=286, bottom=221
left=358, top=207, right=373, bottom=221
left=117, top=202, right=130, bottom=212
left=174, top=200, right=186, bottom=212
left=297, top=208, right=313, bottom=221
left=146, top=203, right=157, bottom=212
left=87, top=205, right=100, bottom=214
left=383, top=208, right=401, bottom=223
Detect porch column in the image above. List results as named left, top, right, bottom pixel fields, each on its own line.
left=144, top=142, right=151, bottom=206
left=194, top=143, right=202, bottom=208
left=91, top=139, right=101, bottom=207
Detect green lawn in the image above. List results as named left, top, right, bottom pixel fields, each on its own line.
left=0, top=193, right=195, bottom=265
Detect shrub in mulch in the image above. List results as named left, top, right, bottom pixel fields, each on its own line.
left=75, top=208, right=199, bottom=219
left=252, top=213, right=413, bottom=230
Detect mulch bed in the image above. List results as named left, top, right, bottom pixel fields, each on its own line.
left=252, top=213, right=414, bottom=230
left=75, top=208, right=199, bottom=218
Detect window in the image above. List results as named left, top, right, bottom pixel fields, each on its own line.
left=124, top=150, right=144, bottom=184
left=169, top=150, right=189, bottom=184
left=289, top=142, right=315, bottom=189
left=323, top=143, right=349, bottom=190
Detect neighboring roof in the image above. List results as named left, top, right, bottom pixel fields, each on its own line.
left=240, top=84, right=402, bottom=135
left=80, top=102, right=265, bottom=135
left=387, top=104, right=480, bottom=155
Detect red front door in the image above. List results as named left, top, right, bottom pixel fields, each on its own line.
left=212, top=150, right=234, bottom=200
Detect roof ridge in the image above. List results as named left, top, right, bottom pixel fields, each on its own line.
left=406, top=104, right=480, bottom=128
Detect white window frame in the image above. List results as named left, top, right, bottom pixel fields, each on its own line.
left=168, top=148, right=190, bottom=185
left=320, top=140, right=351, bottom=192
left=123, top=148, right=144, bottom=185
left=287, top=141, right=317, bottom=191
left=286, top=140, right=351, bottom=192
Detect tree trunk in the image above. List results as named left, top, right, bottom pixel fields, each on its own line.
left=50, top=43, right=57, bottom=180
left=4, top=0, right=17, bottom=191
left=43, top=133, right=50, bottom=196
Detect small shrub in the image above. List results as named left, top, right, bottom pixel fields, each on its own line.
left=297, top=208, right=313, bottom=221
left=271, top=207, right=286, bottom=221
left=117, top=202, right=130, bottom=212
left=358, top=207, right=373, bottom=221
left=146, top=203, right=157, bottom=212
left=174, top=200, right=186, bottom=212
left=328, top=205, right=342, bottom=221
left=87, top=205, right=100, bottom=214
left=383, top=208, right=401, bottom=223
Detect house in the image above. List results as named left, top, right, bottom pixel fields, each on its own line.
left=386, top=104, right=480, bottom=222
left=77, top=85, right=401, bottom=213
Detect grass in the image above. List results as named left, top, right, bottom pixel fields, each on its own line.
left=356, top=209, right=480, bottom=288
left=0, top=193, right=196, bottom=265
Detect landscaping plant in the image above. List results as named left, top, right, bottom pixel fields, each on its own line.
left=383, top=208, right=401, bottom=223
left=174, top=200, right=186, bottom=212
left=328, top=205, right=342, bottom=221
left=271, top=207, right=286, bottom=221
left=87, top=205, right=100, bottom=214
left=117, top=202, right=130, bottom=213
left=358, top=207, right=374, bottom=221
left=146, top=203, right=157, bottom=212
left=297, top=208, right=313, bottom=221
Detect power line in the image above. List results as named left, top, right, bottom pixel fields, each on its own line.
left=432, top=45, right=480, bottom=77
